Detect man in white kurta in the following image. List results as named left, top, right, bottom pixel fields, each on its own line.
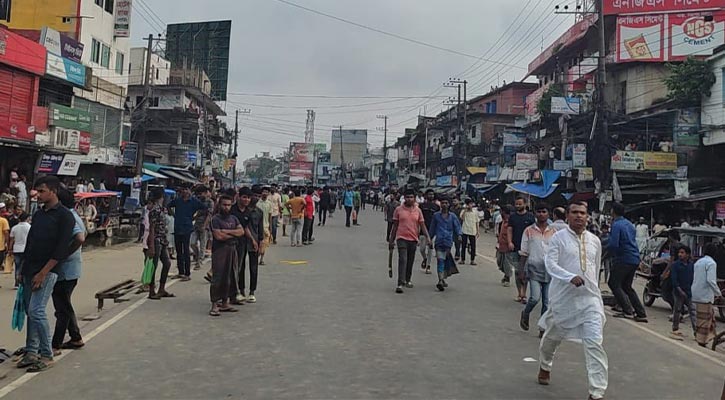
left=537, top=202, right=608, bottom=400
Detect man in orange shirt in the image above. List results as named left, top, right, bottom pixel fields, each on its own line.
left=388, top=189, right=432, bottom=294
left=285, top=189, right=306, bottom=247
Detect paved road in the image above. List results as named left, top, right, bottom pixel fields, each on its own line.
left=1, top=209, right=724, bottom=399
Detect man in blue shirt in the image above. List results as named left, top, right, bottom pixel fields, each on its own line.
left=429, top=196, right=462, bottom=292
left=343, top=184, right=354, bottom=228
left=607, top=202, right=647, bottom=322
left=168, top=184, right=207, bottom=281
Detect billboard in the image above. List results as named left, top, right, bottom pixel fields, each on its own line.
left=611, top=151, right=677, bottom=171
left=166, top=21, right=232, bottom=101
left=616, top=12, right=725, bottom=62
left=46, top=52, right=85, bottom=86
left=550, top=97, right=581, bottom=114
left=289, top=161, right=313, bottom=181
left=290, top=142, right=314, bottom=163
left=40, top=27, right=83, bottom=63
left=515, top=153, right=539, bottom=170
left=604, top=0, right=725, bottom=15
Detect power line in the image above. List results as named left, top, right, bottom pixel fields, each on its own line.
left=272, top=0, right=527, bottom=70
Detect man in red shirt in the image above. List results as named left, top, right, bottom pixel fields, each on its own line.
left=388, top=189, right=432, bottom=294
left=497, top=205, right=515, bottom=287
left=302, top=188, right=316, bottom=245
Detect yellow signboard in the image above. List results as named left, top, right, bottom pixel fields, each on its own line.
left=7, top=0, right=79, bottom=35
left=643, top=152, right=677, bottom=171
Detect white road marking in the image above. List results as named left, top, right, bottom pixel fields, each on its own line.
left=0, top=279, right=179, bottom=398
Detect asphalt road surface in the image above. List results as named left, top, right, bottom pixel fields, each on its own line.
left=1, top=208, right=724, bottom=399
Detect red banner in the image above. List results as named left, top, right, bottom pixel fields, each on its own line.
left=289, top=161, right=313, bottom=180
left=605, top=0, right=725, bottom=15
left=0, top=120, right=35, bottom=142
left=79, top=132, right=91, bottom=154
left=0, top=27, right=47, bottom=76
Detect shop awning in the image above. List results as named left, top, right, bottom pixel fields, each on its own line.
left=158, top=169, right=198, bottom=184
left=467, top=167, right=487, bottom=175
left=117, top=175, right=156, bottom=185
left=506, top=183, right=559, bottom=199
left=143, top=169, right=169, bottom=179
left=626, top=189, right=725, bottom=211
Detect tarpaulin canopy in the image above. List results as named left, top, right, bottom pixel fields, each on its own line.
left=118, top=175, right=156, bottom=185
left=506, top=183, right=559, bottom=198
left=467, top=167, right=487, bottom=175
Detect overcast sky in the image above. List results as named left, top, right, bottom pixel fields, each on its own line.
left=132, top=0, right=575, bottom=161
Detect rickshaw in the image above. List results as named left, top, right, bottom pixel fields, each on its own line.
left=637, top=226, right=725, bottom=324
left=74, top=191, right=121, bottom=239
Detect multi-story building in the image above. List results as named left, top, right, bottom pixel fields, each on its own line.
left=330, top=129, right=368, bottom=169
left=129, top=48, right=171, bottom=86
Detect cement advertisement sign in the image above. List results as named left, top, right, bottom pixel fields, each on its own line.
left=604, top=0, right=725, bottom=16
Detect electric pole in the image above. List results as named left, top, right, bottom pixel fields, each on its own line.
left=377, top=114, right=388, bottom=184
left=135, top=34, right=154, bottom=175
left=338, top=125, right=345, bottom=184
left=232, top=108, right=250, bottom=188
left=448, top=78, right=468, bottom=176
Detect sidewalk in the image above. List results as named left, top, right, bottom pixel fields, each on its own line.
left=476, top=230, right=725, bottom=359
left=0, top=242, right=150, bottom=352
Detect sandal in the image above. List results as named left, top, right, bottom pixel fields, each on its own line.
left=209, top=309, right=221, bottom=317
left=148, top=293, right=161, bottom=300
left=26, top=358, right=54, bottom=373
left=219, top=307, right=238, bottom=313
left=204, top=274, right=212, bottom=283
left=158, top=291, right=176, bottom=298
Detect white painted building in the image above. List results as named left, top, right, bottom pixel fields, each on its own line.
left=129, top=48, right=171, bottom=86
left=72, top=0, right=131, bottom=151
left=702, top=51, right=725, bottom=146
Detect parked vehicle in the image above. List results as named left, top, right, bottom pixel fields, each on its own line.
left=74, top=191, right=122, bottom=239
left=637, top=226, right=725, bottom=322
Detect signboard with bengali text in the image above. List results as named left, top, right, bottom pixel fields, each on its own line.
left=114, top=0, right=132, bottom=37
left=604, top=0, right=725, bottom=16
left=515, top=153, right=539, bottom=170
left=611, top=150, right=677, bottom=171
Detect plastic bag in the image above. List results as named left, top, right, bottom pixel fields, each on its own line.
left=141, top=257, right=156, bottom=285
left=11, top=284, right=25, bottom=332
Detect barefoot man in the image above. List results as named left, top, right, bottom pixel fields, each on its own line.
left=537, top=201, right=607, bottom=400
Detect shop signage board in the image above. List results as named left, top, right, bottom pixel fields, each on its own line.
left=553, top=160, right=573, bottom=171
left=503, top=133, right=527, bottom=147
left=611, top=150, right=677, bottom=171
left=0, top=27, right=47, bottom=75
left=38, top=153, right=82, bottom=176
left=49, top=103, right=91, bottom=131
left=716, top=200, right=725, bottom=220
left=674, top=108, right=701, bottom=147
left=46, top=52, right=85, bottom=86
left=122, top=142, right=138, bottom=166
left=550, top=97, right=581, bottom=114
left=604, top=0, right=725, bottom=16
left=39, top=27, right=84, bottom=63
left=578, top=167, right=594, bottom=182
left=0, top=120, right=35, bottom=142
left=616, top=12, right=725, bottom=63
left=441, top=146, right=454, bottom=159
left=114, top=0, right=132, bottom=37
left=485, top=165, right=500, bottom=182
left=435, top=175, right=458, bottom=187
left=573, top=144, right=587, bottom=167
left=515, top=153, right=539, bottom=170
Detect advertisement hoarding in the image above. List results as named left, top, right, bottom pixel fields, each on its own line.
left=611, top=151, right=677, bottom=171
left=604, top=0, right=725, bottom=16
left=114, top=0, right=132, bottom=37
left=411, top=144, right=420, bottom=163
left=616, top=12, right=725, bottom=63
left=441, top=146, right=454, bottom=159
left=46, top=52, right=85, bottom=86
left=38, top=153, right=82, bottom=176
left=79, top=131, right=90, bottom=154
left=550, top=97, right=581, bottom=114
left=49, top=103, right=91, bottom=131
left=573, top=143, right=587, bottom=167
left=515, top=153, right=539, bottom=170
left=0, top=120, right=35, bottom=142
left=40, top=26, right=84, bottom=63
left=289, top=161, right=313, bottom=180
left=290, top=142, right=315, bottom=163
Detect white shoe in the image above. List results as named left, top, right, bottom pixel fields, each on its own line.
left=236, top=294, right=246, bottom=303
left=247, top=294, right=257, bottom=303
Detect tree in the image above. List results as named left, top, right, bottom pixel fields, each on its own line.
left=536, top=84, right=564, bottom=121
left=664, top=57, right=716, bottom=107
left=246, top=157, right=280, bottom=180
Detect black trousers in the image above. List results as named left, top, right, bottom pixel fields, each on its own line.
left=608, top=263, right=647, bottom=317
left=396, top=239, right=417, bottom=286
left=454, top=234, right=462, bottom=258
left=52, top=279, right=82, bottom=348
left=461, top=234, right=477, bottom=262
left=151, top=239, right=172, bottom=288
left=386, top=221, right=394, bottom=242
left=174, top=233, right=192, bottom=276
left=318, top=206, right=328, bottom=225
left=353, top=206, right=360, bottom=224
left=237, top=243, right=259, bottom=295
left=345, top=206, right=353, bottom=227
left=303, top=217, right=314, bottom=242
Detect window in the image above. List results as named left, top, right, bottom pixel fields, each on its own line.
left=104, top=0, right=114, bottom=14
left=490, top=100, right=497, bottom=114
left=156, top=68, right=159, bottom=80
left=619, top=81, right=627, bottom=114
left=91, top=39, right=101, bottom=64
left=135, top=96, right=144, bottom=106
left=115, top=51, right=125, bottom=75
left=101, top=44, right=111, bottom=68
left=471, top=125, right=477, bottom=138
left=94, top=0, right=103, bottom=7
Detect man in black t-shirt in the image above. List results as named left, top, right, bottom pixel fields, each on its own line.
left=418, top=189, right=440, bottom=274
left=508, top=196, right=535, bottom=303
left=209, top=195, right=246, bottom=316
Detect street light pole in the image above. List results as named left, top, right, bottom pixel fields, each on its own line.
left=377, top=114, right=388, bottom=184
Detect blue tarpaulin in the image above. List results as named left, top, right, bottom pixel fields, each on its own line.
left=507, top=182, right=559, bottom=198
left=118, top=175, right=155, bottom=185
left=542, top=170, right=561, bottom=191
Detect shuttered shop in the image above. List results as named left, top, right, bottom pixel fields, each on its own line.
left=0, top=65, right=35, bottom=124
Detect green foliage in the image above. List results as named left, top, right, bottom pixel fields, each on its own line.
left=536, top=84, right=564, bottom=119
left=664, top=57, right=716, bottom=107
left=246, top=157, right=280, bottom=180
